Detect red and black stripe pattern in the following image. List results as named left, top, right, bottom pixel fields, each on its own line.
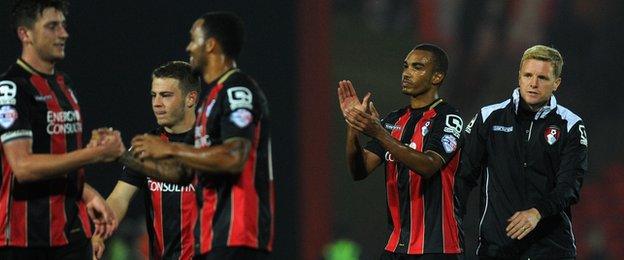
left=0, top=60, right=90, bottom=248
left=366, top=99, right=462, bottom=255
left=120, top=128, right=197, bottom=259
left=194, top=70, right=274, bottom=254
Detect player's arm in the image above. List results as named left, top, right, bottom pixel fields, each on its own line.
left=345, top=106, right=444, bottom=179
left=105, top=181, right=139, bottom=223
left=345, top=125, right=382, bottom=180
left=2, top=135, right=124, bottom=183
left=126, top=136, right=251, bottom=176
left=118, top=151, right=192, bottom=184
left=338, top=80, right=381, bottom=180
left=455, top=113, right=487, bottom=215
left=533, top=122, right=588, bottom=218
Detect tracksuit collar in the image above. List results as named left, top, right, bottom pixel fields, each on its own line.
left=512, top=88, right=557, bottom=120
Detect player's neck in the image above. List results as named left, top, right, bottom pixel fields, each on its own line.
left=203, top=54, right=236, bottom=84
left=409, top=91, right=439, bottom=109
left=165, top=112, right=195, bottom=134
left=21, top=49, right=55, bottom=75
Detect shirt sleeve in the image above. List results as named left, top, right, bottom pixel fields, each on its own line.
left=0, top=78, right=33, bottom=143
left=219, top=85, right=260, bottom=140
left=423, top=111, right=463, bottom=163
left=533, top=121, right=588, bottom=218
left=455, top=112, right=488, bottom=215
left=119, top=166, right=145, bottom=188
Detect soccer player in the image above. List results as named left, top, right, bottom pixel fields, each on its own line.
left=117, top=12, right=273, bottom=260
left=457, top=45, right=587, bottom=259
left=0, top=0, right=123, bottom=259
left=338, top=44, right=463, bottom=259
left=91, top=61, right=199, bottom=259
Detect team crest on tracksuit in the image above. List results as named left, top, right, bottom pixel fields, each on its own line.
left=544, top=125, right=560, bottom=145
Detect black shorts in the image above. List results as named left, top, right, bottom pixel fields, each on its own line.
left=380, top=251, right=462, bottom=260
left=0, top=238, right=91, bottom=260
left=194, top=246, right=269, bottom=260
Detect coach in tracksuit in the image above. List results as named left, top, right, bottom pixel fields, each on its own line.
left=458, top=45, right=588, bottom=259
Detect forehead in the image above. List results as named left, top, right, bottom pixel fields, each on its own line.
left=152, top=77, right=182, bottom=92
left=190, top=19, right=205, bottom=36
left=520, top=59, right=555, bottom=75
left=404, top=49, right=434, bottom=64
left=35, top=7, right=66, bottom=24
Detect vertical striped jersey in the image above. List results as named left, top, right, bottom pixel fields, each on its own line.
left=365, top=99, right=463, bottom=255
left=0, top=59, right=91, bottom=248
left=120, top=127, right=197, bottom=259
left=194, top=69, right=274, bottom=254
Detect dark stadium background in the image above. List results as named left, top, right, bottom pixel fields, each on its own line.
left=0, top=1, right=622, bottom=259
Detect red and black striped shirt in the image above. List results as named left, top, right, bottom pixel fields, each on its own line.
left=194, top=69, right=274, bottom=254
left=0, top=59, right=91, bottom=248
left=365, top=99, right=463, bottom=255
left=120, top=128, right=197, bottom=259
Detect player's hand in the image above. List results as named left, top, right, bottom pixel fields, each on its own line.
left=87, top=128, right=113, bottom=148
left=86, top=195, right=117, bottom=239
left=91, top=235, right=106, bottom=260
left=338, top=80, right=371, bottom=116
left=344, top=100, right=383, bottom=138
left=506, top=208, right=541, bottom=239
left=131, top=134, right=173, bottom=160
left=95, top=130, right=126, bottom=162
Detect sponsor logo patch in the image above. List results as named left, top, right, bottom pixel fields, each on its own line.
left=227, top=86, right=253, bottom=110
left=230, top=108, right=253, bottom=128
left=544, top=125, right=560, bottom=145
left=441, top=134, right=458, bottom=153
left=444, top=114, right=463, bottom=138
left=465, top=114, right=477, bottom=134
left=0, top=106, right=18, bottom=129
left=579, top=125, right=588, bottom=146
left=384, top=123, right=401, bottom=131
left=0, top=80, right=17, bottom=105
left=492, top=125, right=513, bottom=132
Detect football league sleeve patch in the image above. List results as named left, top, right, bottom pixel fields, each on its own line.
left=0, top=79, right=33, bottom=143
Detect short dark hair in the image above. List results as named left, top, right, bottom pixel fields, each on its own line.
left=199, top=11, right=245, bottom=59
left=152, top=61, right=200, bottom=96
left=413, top=43, right=449, bottom=80
left=11, top=0, right=69, bottom=30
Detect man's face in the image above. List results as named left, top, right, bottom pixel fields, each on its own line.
left=186, top=19, right=207, bottom=74
left=25, top=7, right=69, bottom=62
left=518, top=59, right=561, bottom=107
left=151, top=77, right=187, bottom=128
left=401, top=50, right=437, bottom=97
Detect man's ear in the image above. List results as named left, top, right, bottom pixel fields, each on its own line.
left=17, top=26, right=32, bottom=44
left=431, top=72, right=445, bottom=85
left=186, top=91, right=198, bottom=107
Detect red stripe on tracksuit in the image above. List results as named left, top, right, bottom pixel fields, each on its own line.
left=56, top=76, right=91, bottom=238
left=406, top=110, right=436, bottom=254
left=31, top=76, right=69, bottom=246
left=384, top=110, right=412, bottom=252
left=441, top=152, right=461, bottom=253
left=227, top=123, right=261, bottom=247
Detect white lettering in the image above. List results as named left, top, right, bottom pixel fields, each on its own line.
left=147, top=179, right=196, bottom=192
